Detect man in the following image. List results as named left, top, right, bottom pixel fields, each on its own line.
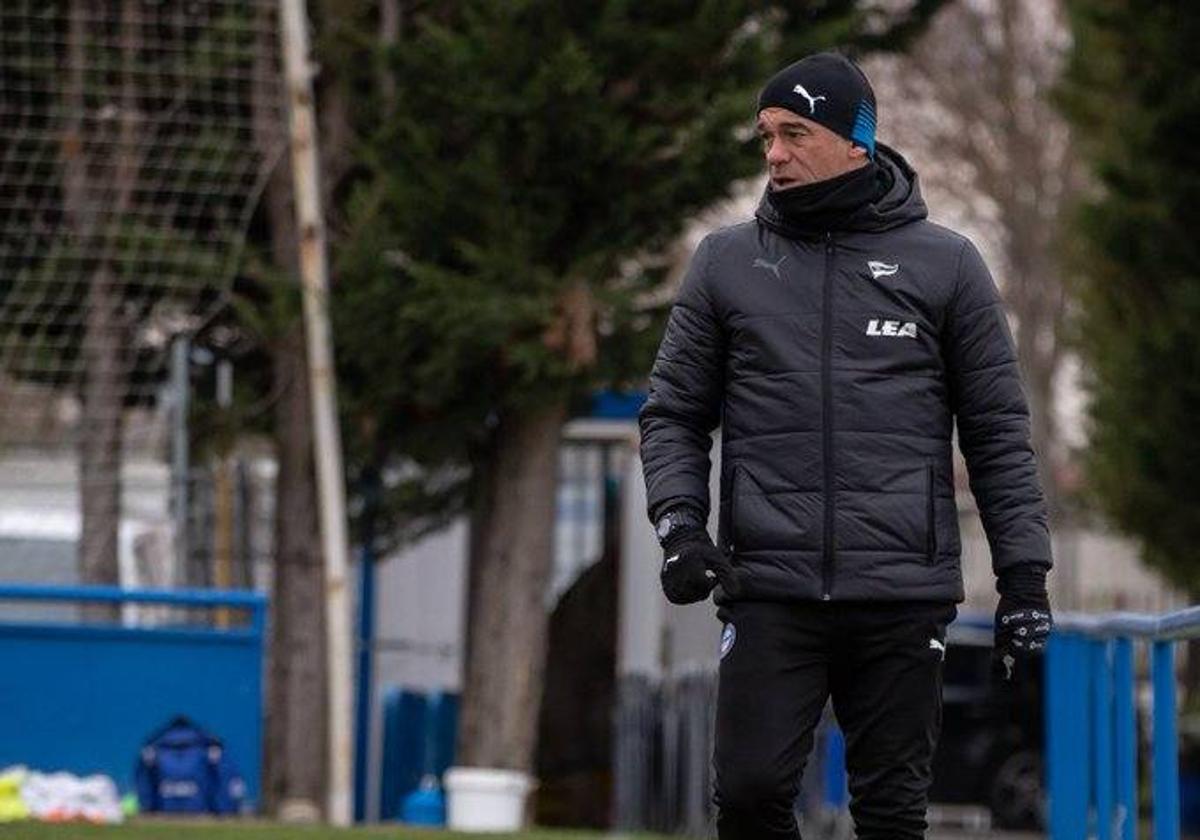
left=638, top=51, right=1053, bottom=840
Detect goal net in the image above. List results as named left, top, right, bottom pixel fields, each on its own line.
left=0, top=1, right=287, bottom=592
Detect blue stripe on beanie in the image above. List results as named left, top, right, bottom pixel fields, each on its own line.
left=851, top=99, right=877, bottom=158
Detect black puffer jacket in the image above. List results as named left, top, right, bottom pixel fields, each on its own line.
left=639, top=143, right=1052, bottom=603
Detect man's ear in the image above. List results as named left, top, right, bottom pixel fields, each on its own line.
left=848, top=143, right=868, bottom=161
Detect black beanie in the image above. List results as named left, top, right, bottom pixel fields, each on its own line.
left=757, top=51, right=877, bottom=157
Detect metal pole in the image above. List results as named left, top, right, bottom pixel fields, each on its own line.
left=1047, top=632, right=1090, bottom=839
left=353, top=541, right=375, bottom=822
left=214, top=359, right=234, bottom=627
left=170, top=335, right=190, bottom=587
left=1093, top=640, right=1114, bottom=840
left=277, top=0, right=354, bottom=824
left=353, top=469, right=379, bottom=822
left=1114, top=638, right=1137, bottom=840
left=1152, top=641, right=1179, bottom=840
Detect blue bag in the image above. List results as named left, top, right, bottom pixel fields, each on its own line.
left=134, top=715, right=246, bottom=814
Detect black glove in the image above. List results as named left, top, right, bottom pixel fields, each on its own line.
left=992, top=564, right=1052, bottom=684
left=660, top=526, right=742, bottom=605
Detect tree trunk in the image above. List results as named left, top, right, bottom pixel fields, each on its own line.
left=458, top=401, right=567, bottom=771
left=78, top=267, right=126, bottom=599
left=67, top=0, right=139, bottom=616
left=377, top=0, right=401, bottom=112
left=1011, top=254, right=1064, bottom=526
left=255, top=9, right=328, bottom=817
left=263, top=323, right=329, bottom=819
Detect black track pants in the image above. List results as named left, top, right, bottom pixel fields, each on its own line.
left=712, top=599, right=958, bottom=840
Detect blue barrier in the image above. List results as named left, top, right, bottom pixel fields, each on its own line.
left=1047, top=606, right=1200, bottom=840
left=378, top=687, right=458, bottom=822
left=0, top=584, right=267, bottom=808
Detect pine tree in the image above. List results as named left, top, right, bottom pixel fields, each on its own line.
left=1057, top=0, right=1200, bottom=595
left=332, top=0, right=947, bottom=772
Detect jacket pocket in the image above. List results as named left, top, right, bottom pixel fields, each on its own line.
left=925, top=460, right=938, bottom=564
left=728, top=465, right=744, bottom=553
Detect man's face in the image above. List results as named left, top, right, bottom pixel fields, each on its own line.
left=756, top=107, right=868, bottom=190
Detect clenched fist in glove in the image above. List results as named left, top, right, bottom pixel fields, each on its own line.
left=655, top=507, right=742, bottom=605
left=992, top=564, right=1053, bottom=684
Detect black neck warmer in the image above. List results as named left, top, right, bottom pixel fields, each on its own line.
left=766, top=161, right=891, bottom=237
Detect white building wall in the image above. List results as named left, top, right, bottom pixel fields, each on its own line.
left=0, top=450, right=174, bottom=623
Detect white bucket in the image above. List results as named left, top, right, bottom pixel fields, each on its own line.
left=443, top=766, right=533, bottom=832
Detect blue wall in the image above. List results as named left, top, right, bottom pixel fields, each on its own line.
left=0, top=585, right=266, bottom=808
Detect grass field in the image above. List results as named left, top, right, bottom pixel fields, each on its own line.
left=0, top=822, right=668, bottom=840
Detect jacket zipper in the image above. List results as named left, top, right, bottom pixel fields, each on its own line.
left=822, top=233, right=835, bottom=600
left=926, top=460, right=937, bottom=564
left=728, top=466, right=742, bottom=553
